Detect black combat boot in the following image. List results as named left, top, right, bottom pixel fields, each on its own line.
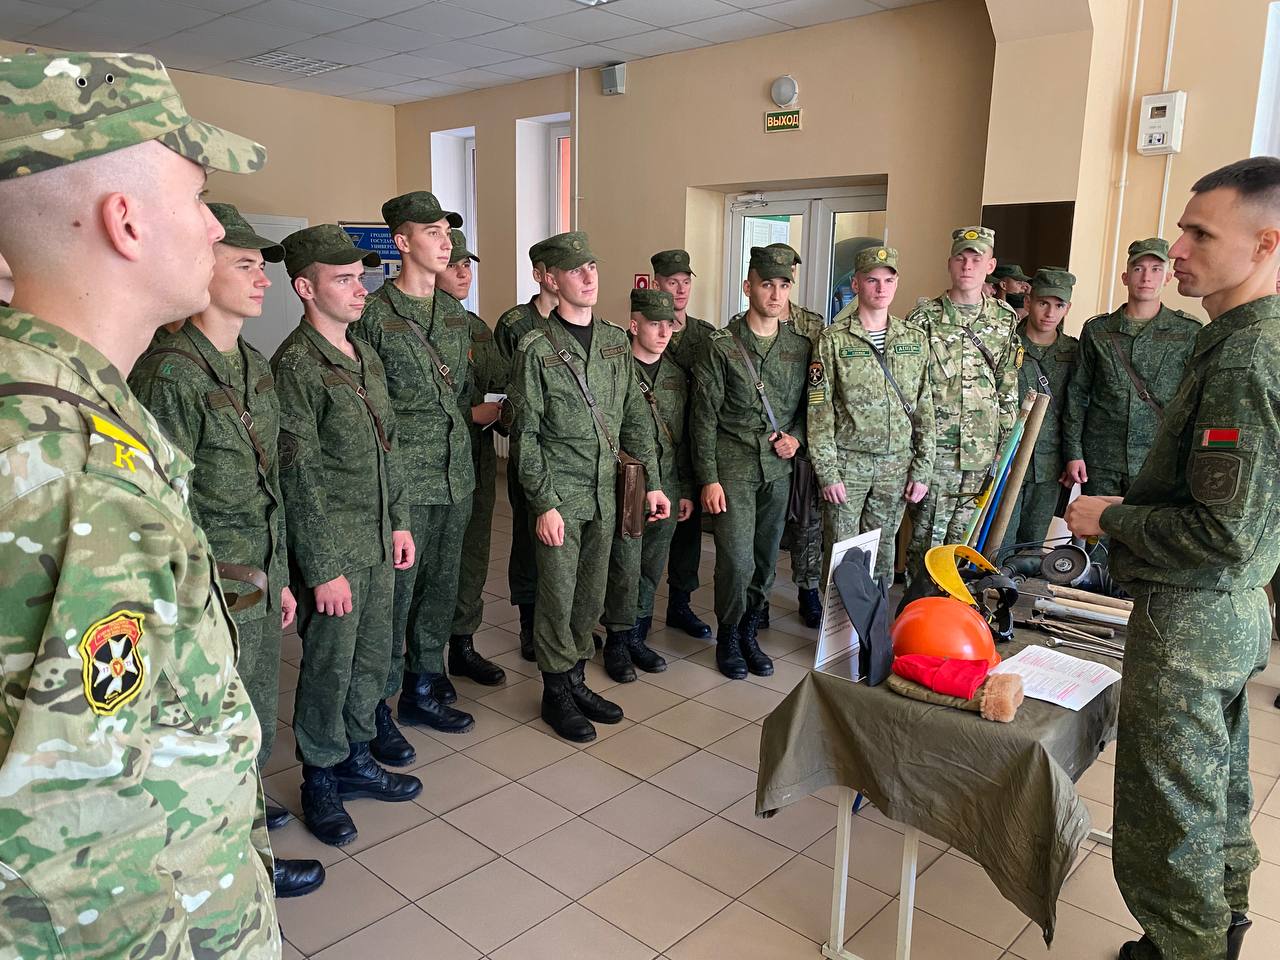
left=399, top=671, right=474, bottom=733
left=569, top=660, right=624, bottom=723
left=448, top=634, right=506, bottom=685
left=333, top=741, right=423, bottom=802
left=428, top=671, right=457, bottom=705
left=627, top=617, right=667, bottom=674
left=666, top=589, right=711, bottom=638
left=797, top=587, right=823, bottom=628
left=738, top=609, right=774, bottom=677
left=1227, top=912, right=1251, bottom=960
left=300, top=765, right=358, bottom=847
left=518, top=602, right=536, bottom=661
left=541, top=670, right=596, bottom=743
left=715, top=623, right=748, bottom=680
left=273, top=857, right=326, bottom=898
left=603, top=629, right=637, bottom=683
left=371, top=700, right=416, bottom=767
left=265, top=803, right=291, bottom=830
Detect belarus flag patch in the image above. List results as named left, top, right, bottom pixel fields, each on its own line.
left=1201, top=428, right=1240, bottom=448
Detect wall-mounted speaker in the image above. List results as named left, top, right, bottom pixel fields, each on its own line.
left=601, top=62, right=626, bottom=96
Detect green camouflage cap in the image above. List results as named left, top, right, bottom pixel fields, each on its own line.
left=281, top=223, right=380, bottom=279
left=448, top=228, right=478, bottom=264
left=1126, top=237, right=1170, bottom=264
left=650, top=249, right=695, bottom=277
left=541, top=231, right=596, bottom=270
left=381, top=190, right=462, bottom=231
left=765, top=242, right=802, bottom=266
left=748, top=246, right=795, bottom=282
left=990, top=262, right=1030, bottom=282
left=630, top=288, right=675, bottom=321
left=207, top=202, right=284, bottom=263
left=854, top=245, right=899, bottom=274
left=951, top=225, right=995, bottom=256
left=529, top=238, right=552, bottom=266
left=0, top=51, right=266, bottom=181
left=1030, top=267, right=1076, bottom=301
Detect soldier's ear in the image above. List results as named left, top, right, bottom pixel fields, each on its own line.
left=292, top=275, right=312, bottom=301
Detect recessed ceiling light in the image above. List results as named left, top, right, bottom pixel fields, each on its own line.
left=572, top=0, right=617, bottom=6
left=238, top=51, right=345, bottom=77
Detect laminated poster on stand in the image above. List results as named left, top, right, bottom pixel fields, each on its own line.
left=814, top=529, right=881, bottom=678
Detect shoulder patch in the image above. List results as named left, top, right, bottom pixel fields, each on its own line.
left=499, top=307, right=527, bottom=328
left=708, top=328, right=732, bottom=341
left=516, top=329, right=548, bottom=353
left=78, top=610, right=147, bottom=716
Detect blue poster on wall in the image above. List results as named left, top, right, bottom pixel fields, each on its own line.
left=339, top=222, right=402, bottom=291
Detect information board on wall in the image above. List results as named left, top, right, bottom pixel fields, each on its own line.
left=339, top=222, right=401, bottom=292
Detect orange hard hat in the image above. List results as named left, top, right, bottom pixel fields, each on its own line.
left=891, top=596, right=1001, bottom=668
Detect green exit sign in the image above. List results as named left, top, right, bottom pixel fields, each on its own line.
left=764, top=108, right=802, bottom=133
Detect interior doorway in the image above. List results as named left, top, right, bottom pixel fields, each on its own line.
left=241, top=212, right=308, bottom=361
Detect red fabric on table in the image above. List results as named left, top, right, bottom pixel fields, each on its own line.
left=892, top=654, right=991, bottom=700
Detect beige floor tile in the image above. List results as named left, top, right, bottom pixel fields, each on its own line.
left=474, top=677, right=542, bottom=721
left=354, top=818, right=497, bottom=900
left=446, top=673, right=507, bottom=703
left=694, top=680, right=786, bottom=721
left=780, top=640, right=817, bottom=665
left=507, top=818, right=647, bottom=899
left=1098, top=738, right=1119, bottom=764
left=276, top=859, right=409, bottom=956
left=581, top=656, right=621, bottom=692
left=913, top=852, right=1035, bottom=947
left=1058, top=852, right=1140, bottom=932
left=1240, top=912, right=1280, bottom=959
left=1265, top=777, right=1280, bottom=818
left=649, top=750, right=757, bottom=813
left=844, top=899, right=1003, bottom=960
left=656, top=816, right=793, bottom=897
left=758, top=613, right=817, bottom=642
left=721, top=793, right=834, bottom=852
left=1075, top=759, right=1115, bottom=806
left=525, top=714, right=636, bottom=748
left=419, top=858, right=570, bottom=953
left=277, top=688, right=296, bottom=726
left=704, top=723, right=763, bottom=771
left=602, top=678, right=686, bottom=721
left=1252, top=771, right=1277, bottom=812
left=744, top=658, right=810, bottom=695
left=683, top=645, right=720, bottom=672
left=667, top=902, right=819, bottom=960
left=418, top=699, right=519, bottom=747
left=489, top=903, right=657, bottom=960
left=645, top=628, right=716, bottom=660
left=492, top=649, right=541, bottom=679
left=482, top=601, right=522, bottom=628
left=1008, top=901, right=1143, bottom=959
left=443, top=782, right=572, bottom=854
left=804, top=817, right=948, bottom=896
left=1254, top=812, right=1280, bottom=865
left=744, top=853, right=889, bottom=944
left=584, top=782, right=712, bottom=853
left=1251, top=737, right=1280, bottom=777
left=411, top=752, right=510, bottom=815
left=267, top=817, right=349, bottom=867
left=312, top=904, right=480, bottom=960
left=278, top=659, right=299, bottom=692
left=1082, top=796, right=1115, bottom=858
left=518, top=751, right=639, bottom=814
left=462, top=723, right=576, bottom=779
left=390, top=727, right=454, bottom=774
left=471, top=624, right=521, bottom=659
left=644, top=700, right=748, bottom=748
left=281, top=629, right=303, bottom=662
left=640, top=660, right=730, bottom=698
left=1252, top=860, right=1280, bottom=921
left=340, top=794, right=436, bottom=854
left=583, top=857, right=731, bottom=952
left=281, top=940, right=303, bottom=960
left=262, top=764, right=305, bottom=818
left=262, top=726, right=300, bottom=777
left=586, top=723, right=696, bottom=779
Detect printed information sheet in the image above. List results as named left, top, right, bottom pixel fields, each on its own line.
left=991, top=645, right=1121, bottom=711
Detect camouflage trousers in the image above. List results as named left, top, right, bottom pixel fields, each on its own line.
left=904, top=456, right=983, bottom=588
left=1114, top=587, right=1270, bottom=960
left=452, top=439, right=497, bottom=638
left=233, top=612, right=282, bottom=763
left=294, top=562, right=393, bottom=767
left=712, top=478, right=789, bottom=626
left=999, top=479, right=1063, bottom=554
left=603, top=509, right=679, bottom=631
left=387, top=499, right=472, bottom=695
left=533, top=512, right=614, bottom=674
left=1082, top=467, right=1133, bottom=498
left=507, top=456, right=538, bottom=607
left=782, top=500, right=823, bottom=590
left=823, top=451, right=912, bottom=582
left=666, top=498, right=702, bottom=594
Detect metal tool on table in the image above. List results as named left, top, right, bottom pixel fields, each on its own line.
left=1043, top=637, right=1124, bottom=660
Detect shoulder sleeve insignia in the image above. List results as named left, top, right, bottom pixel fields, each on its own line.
left=78, top=611, right=146, bottom=716
left=807, top=360, right=825, bottom=386
left=1015, top=345, right=1025, bottom=369
left=708, top=329, right=731, bottom=341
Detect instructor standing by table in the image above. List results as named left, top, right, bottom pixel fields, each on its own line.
left=1067, top=156, right=1280, bottom=960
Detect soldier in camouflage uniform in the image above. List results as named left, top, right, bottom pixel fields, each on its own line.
left=602, top=289, right=695, bottom=682
left=692, top=247, right=810, bottom=680
left=0, top=51, right=280, bottom=957
left=1062, top=238, right=1201, bottom=497
left=998, top=268, right=1079, bottom=552
left=1067, top=157, right=1280, bottom=960
left=653, top=249, right=715, bottom=639
left=129, top=203, right=324, bottom=898
left=496, top=240, right=559, bottom=660
left=903, top=226, right=1020, bottom=591
left=273, top=226, right=422, bottom=847
left=990, top=263, right=1031, bottom=320
left=509, top=232, right=666, bottom=742
left=808, top=246, right=933, bottom=581
left=354, top=192, right=481, bottom=736
left=441, top=229, right=508, bottom=687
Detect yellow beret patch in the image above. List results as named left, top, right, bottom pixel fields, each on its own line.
left=963, top=230, right=979, bottom=241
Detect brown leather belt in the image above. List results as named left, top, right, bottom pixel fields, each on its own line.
left=216, top=562, right=269, bottom=613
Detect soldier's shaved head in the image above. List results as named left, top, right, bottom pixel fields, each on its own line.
left=1191, top=156, right=1280, bottom=220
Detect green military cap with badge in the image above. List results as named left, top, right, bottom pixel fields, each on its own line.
left=951, top=225, right=996, bottom=256
left=765, top=242, right=802, bottom=266
left=854, top=245, right=899, bottom=274
left=207, top=202, right=284, bottom=263
left=1127, top=237, right=1170, bottom=264
left=1030, top=267, right=1076, bottom=302
left=651, top=249, right=695, bottom=277
left=449, top=228, right=479, bottom=264
left=0, top=51, right=266, bottom=181
left=990, top=263, right=1030, bottom=283
left=541, top=231, right=596, bottom=270
left=381, top=190, right=463, bottom=231
left=281, top=223, right=380, bottom=279
left=630, top=288, right=675, bottom=321
left=749, top=245, right=796, bottom=281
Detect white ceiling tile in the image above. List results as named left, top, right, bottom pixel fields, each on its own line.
left=171, top=0, right=259, bottom=11
left=755, top=0, right=878, bottom=27
left=381, top=76, right=471, bottom=97
left=468, top=25, right=577, bottom=55
left=600, top=29, right=710, bottom=57
left=527, top=8, right=650, bottom=43
left=283, top=64, right=405, bottom=93
left=611, top=0, right=739, bottom=28
left=457, top=0, right=581, bottom=20
left=282, top=36, right=395, bottom=65
left=0, top=1, right=75, bottom=33
left=716, top=0, right=781, bottom=7
left=302, top=0, right=425, bottom=16
left=151, top=16, right=312, bottom=60
left=82, top=0, right=220, bottom=31
left=386, top=2, right=513, bottom=38
left=432, top=66, right=512, bottom=87
left=24, top=11, right=179, bottom=48
left=143, top=43, right=230, bottom=71
left=346, top=86, right=421, bottom=103
left=539, top=43, right=624, bottom=68
left=408, top=39, right=513, bottom=67
left=233, top=0, right=363, bottom=32
left=374, top=52, right=461, bottom=77
left=323, top=21, right=439, bottom=53
left=677, top=10, right=785, bottom=41
left=206, top=59, right=292, bottom=82
left=484, top=56, right=566, bottom=79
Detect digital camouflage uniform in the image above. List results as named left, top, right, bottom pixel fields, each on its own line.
left=1100, top=294, right=1280, bottom=960
left=807, top=251, right=934, bottom=581
left=130, top=321, right=289, bottom=762
left=0, top=51, right=278, bottom=958
left=273, top=320, right=408, bottom=767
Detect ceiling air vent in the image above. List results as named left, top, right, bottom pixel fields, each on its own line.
left=237, top=51, right=346, bottom=77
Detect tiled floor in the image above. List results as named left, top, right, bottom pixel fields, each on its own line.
left=268, top=474, right=1280, bottom=959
